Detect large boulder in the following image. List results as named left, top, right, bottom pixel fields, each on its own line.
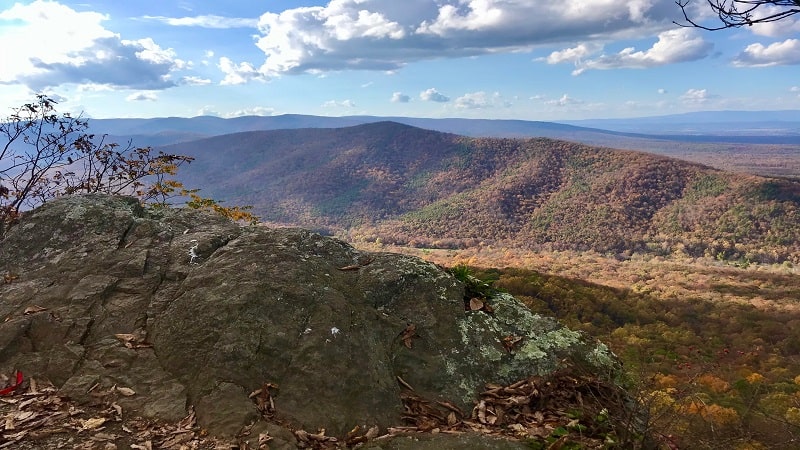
left=0, top=195, right=619, bottom=440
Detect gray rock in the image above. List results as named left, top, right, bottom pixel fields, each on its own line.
left=0, top=194, right=620, bottom=440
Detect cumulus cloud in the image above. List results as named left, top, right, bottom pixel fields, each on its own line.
left=126, top=91, right=158, bottom=102
left=218, top=57, right=265, bottom=85
left=225, top=106, right=275, bottom=117
left=539, top=43, right=602, bottom=64
left=0, top=1, right=186, bottom=90
left=568, top=29, right=712, bottom=75
left=748, top=7, right=800, bottom=37
left=733, top=39, right=800, bottom=67
left=680, top=88, right=716, bottom=104
left=241, top=0, right=684, bottom=77
left=454, top=91, right=508, bottom=109
left=658, top=88, right=667, bottom=94
left=420, top=88, right=449, bottom=103
left=391, top=92, right=411, bottom=103
left=196, top=106, right=221, bottom=117
left=182, top=76, right=212, bottom=85
left=545, top=94, right=582, bottom=107
left=140, top=15, right=258, bottom=28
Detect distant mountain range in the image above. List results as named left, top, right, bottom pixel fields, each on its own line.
left=563, top=110, right=800, bottom=135
left=162, top=122, right=800, bottom=262
left=90, top=111, right=800, bottom=180
left=92, top=110, right=800, bottom=146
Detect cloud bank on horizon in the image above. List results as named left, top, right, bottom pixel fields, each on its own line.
left=0, top=0, right=799, bottom=120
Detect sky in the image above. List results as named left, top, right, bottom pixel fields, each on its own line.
left=0, top=0, right=799, bottom=121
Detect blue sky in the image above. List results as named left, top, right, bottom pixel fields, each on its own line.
left=1, top=0, right=799, bottom=120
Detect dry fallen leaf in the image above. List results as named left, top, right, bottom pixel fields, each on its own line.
left=364, top=425, right=379, bottom=440
left=469, top=298, right=484, bottom=311
left=502, top=335, right=523, bottom=352
left=82, top=417, right=107, bottom=430
left=447, top=411, right=458, bottom=426
left=3, top=273, right=18, bottom=284
left=23, top=305, right=47, bottom=315
left=396, top=375, right=414, bottom=391
left=116, top=387, right=136, bottom=396
left=113, top=333, right=152, bottom=349
left=399, top=323, right=417, bottom=349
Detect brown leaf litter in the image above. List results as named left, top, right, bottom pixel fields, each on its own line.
left=2, top=363, right=630, bottom=449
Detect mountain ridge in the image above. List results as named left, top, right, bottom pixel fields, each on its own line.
left=92, top=111, right=800, bottom=146
left=165, top=121, right=800, bottom=263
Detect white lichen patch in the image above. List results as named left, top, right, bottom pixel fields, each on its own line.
left=188, top=240, right=199, bottom=264
left=585, top=342, right=618, bottom=370
left=64, top=204, right=88, bottom=221
left=442, top=290, right=621, bottom=404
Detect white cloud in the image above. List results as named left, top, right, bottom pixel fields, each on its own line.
left=322, top=99, right=356, bottom=108
left=181, top=76, right=212, bottom=85
left=0, top=1, right=186, bottom=90
left=140, top=15, right=258, bottom=28
left=570, top=28, right=712, bottom=75
left=243, top=0, right=685, bottom=77
left=77, top=84, right=115, bottom=92
left=391, top=92, right=411, bottom=103
left=196, top=106, right=221, bottom=117
left=791, top=86, right=800, bottom=92
left=748, top=7, right=800, bottom=37
left=680, top=88, right=715, bottom=104
left=420, top=88, right=449, bottom=103
left=416, top=0, right=504, bottom=35
left=125, top=37, right=186, bottom=68
left=218, top=57, right=265, bottom=85
left=733, top=39, right=800, bottom=67
left=454, top=91, right=508, bottom=109
left=126, top=91, right=158, bottom=102
left=539, top=43, right=602, bottom=65
left=224, top=106, right=275, bottom=118
left=657, top=88, right=667, bottom=94
left=546, top=94, right=582, bottom=107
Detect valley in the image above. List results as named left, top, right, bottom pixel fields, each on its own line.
left=358, top=243, right=800, bottom=448
left=154, top=117, right=800, bottom=448
left=163, top=121, right=800, bottom=265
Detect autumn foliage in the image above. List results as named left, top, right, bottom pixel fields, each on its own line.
left=163, top=122, right=800, bottom=264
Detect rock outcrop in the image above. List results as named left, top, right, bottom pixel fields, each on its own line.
left=0, top=195, right=620, bottom=443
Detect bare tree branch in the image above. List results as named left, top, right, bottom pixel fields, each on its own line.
left=675, top=0, right=800, bottom=30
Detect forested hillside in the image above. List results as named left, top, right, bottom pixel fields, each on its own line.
left=167, top=122, right=800, bottom=263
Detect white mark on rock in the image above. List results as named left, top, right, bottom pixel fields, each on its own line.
left=188, top=240, right=199, bottom=264
left=330, top=327, right=340, bottom=337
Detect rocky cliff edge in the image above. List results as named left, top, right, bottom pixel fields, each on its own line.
left=0, top=195, right=624, bottom=448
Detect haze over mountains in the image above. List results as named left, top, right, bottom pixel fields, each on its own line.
left=94, top=110, right=800, bottom=146
left=163, top=121, right=800, bottom=263
left=92, top=111, right=800, bottom=180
